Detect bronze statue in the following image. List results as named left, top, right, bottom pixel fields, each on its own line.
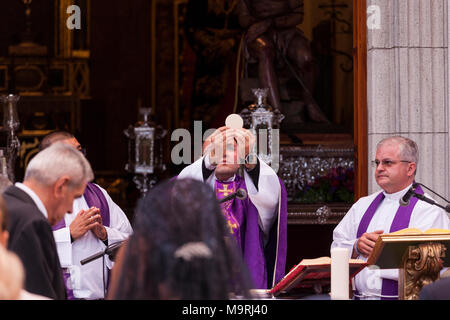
left=238, top=0, right=328, bottom=122
left=184, top=0, right=242, bottom=129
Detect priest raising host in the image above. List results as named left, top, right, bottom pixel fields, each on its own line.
left=178, top=116, right=287, bottom=289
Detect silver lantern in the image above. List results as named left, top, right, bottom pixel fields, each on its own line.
left=0, top=94, right=21, bottom=182
left=240, top=88, right=284, bottom=173
left=124, top=108, right=166, bottom=197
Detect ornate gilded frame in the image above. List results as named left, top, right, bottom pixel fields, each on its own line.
left=353, top=0, right=368, bottom=200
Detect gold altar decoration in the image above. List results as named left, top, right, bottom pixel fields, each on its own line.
left=368, top=228, right=450, bottom=300
left=399, top=243, right=445, bottom=300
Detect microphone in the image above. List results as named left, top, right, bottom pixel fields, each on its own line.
left=80, top=240, right=125, bottom=265
left=398, top=182, right=450, bottom=213
left=105, top=241, right=124, bottom=261
left=399, top=185, right=416, bottom=206
left=219, top=188, right=247, bottom=203
left=80, top=251, right=104, bottom=265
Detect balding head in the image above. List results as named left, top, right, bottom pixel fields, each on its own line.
left=375, top=136, right=418, bottom=193
left=376, top=136, right=419, bottom=165
left=26, top=142, right=93, bottom=188
left=39, top=131, right=74, bottom=151
left=24, top=142, right=94, bottom=225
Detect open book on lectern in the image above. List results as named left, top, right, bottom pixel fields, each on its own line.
left=267, top=256, right=367, bottom=296
left=367, top=228, right=450, bottom=268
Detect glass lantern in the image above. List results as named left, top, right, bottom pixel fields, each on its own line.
left=240, top=88, right=284, bottom=172
left=124, top=108, right=166, bottom=197
left=0, top=94, right=21, bottom=182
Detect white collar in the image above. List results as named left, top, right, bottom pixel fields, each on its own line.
left=215, top=175, right=236, bottom=183
left=383, top=183, right=413, bottom=201
left=15, top=182, right=48, bottom=219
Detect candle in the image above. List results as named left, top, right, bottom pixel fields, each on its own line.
left=331, top=247, right=349, bottom=300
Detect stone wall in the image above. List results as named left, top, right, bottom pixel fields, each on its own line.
left=366, top=0, right=449, bottom=202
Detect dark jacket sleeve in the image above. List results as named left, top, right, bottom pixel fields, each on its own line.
left=419, top=285, right=433, bottom=300
left=12, top=220, right=66, bottom=300
left=419, top=278, right=450, bottom=300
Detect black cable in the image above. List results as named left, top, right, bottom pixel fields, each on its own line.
left=102, top=254, right=106, bottom=298
left=415, top=182, right=450, bottom=203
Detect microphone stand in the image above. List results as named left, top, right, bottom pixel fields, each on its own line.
left=80, top=240, right=125, bottom=298
left=411, top=182, right=450, bottom=213
left=80, top=240, right=125, bottom=265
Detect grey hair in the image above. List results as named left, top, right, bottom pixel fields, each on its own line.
left=24, top=142, right=94, bottom=188
left=377, top=136, right=419, bottom=164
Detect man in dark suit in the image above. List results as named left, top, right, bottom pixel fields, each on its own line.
left=4, top=142, right=94, bottom=299
left=420, top=277, right=450, bottom=300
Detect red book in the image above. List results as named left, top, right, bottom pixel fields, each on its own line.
left=268, top=256, right=367, bottom=296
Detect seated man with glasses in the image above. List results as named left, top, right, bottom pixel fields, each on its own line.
left=331, top=136, right=450, bottom=300
left=39, top=131, right=133, bottom=299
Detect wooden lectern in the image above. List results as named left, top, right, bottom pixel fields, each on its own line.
left=367, top=228, right=450, bottom=300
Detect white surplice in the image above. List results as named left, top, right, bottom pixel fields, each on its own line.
left=53, top=184, right=133, bottom=299
left=331, top=184, right=450, bottom=299
left=178, top=155, right=280, bottom=238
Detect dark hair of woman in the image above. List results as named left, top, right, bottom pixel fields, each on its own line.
left=108, top=178, right=254, bottom=299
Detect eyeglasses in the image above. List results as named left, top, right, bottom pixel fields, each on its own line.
left=371, top=159, right=411, bottom=168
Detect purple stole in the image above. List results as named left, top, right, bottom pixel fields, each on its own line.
left=52, top=182, right=110, bottom=299
left=215, top=180, right=242, bottom=247
left=355, top=184, right=424, bottom=300
left=53, top=183, right=110, bottom=230
left=213, top=175, right=287, bottom=289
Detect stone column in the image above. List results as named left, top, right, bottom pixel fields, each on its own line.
left=366, top=0, right=449, bottom=202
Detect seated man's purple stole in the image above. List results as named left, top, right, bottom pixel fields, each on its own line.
left=214, top=175, right=287, bottom=289
left=355, top=184, right=424, bottom=300
left=52, top=182, right=110, bottom=299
